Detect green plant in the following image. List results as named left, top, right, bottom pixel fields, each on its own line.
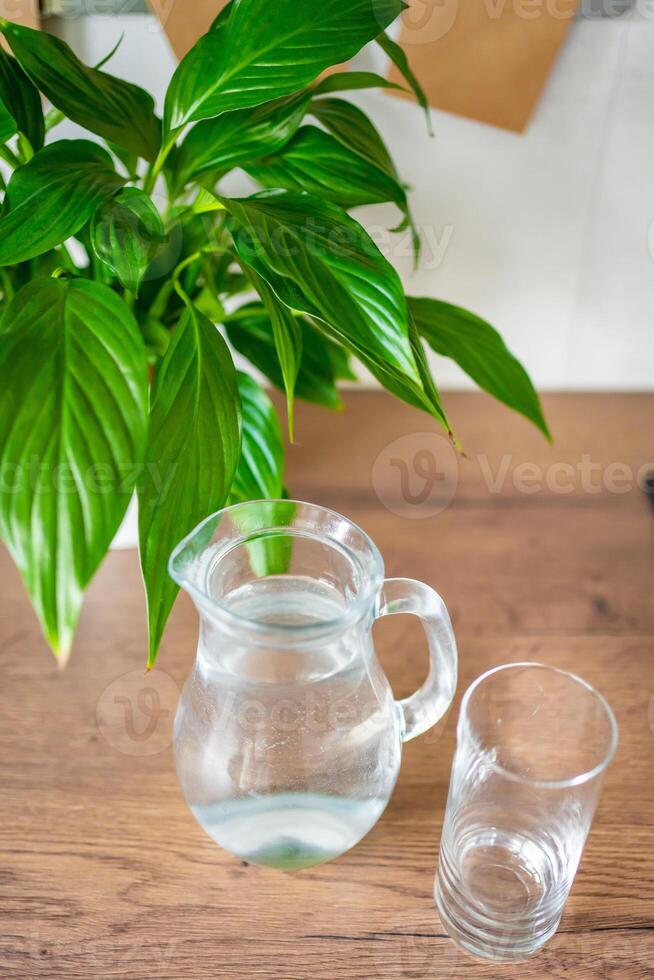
left=0, top=1, right=550, bottom=667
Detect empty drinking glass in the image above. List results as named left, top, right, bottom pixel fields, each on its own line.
left=435, top=663, right=618, bottom=961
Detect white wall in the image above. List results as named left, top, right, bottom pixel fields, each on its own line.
left=55, top=12, right=654, bottom=391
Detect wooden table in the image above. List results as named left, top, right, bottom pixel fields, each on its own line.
left=1, top=392, right=653, bottom=979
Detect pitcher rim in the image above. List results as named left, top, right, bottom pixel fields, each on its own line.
left=168, top=499, right=386, bottom=639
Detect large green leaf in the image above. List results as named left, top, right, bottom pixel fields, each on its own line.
left=246, top=124, right=411, bottom=223
left=210, top=0, right=236, bottom=30
left=312, top=70, right=406, bottom=96
left=0, top=19, right=160, bottom=161
left=138, top=301, right=241, bottom=666
left=106, top=140, right=139, bottom=181
left=229, top=373, right=290, bottom=579
left=243, top=263, right=301, bottom=440
left=310, top=97, right=397, bottom=181
left=91, top=187, right=165, bottom=293
left=174, top=90, right=311, bottom=189
left=221, top=190, right=444, bottom=421
left=231, top=371, right=284, bottom=501
left=0, top=88, right=15, bottom=144
left=0, top=140, right=125, bottom=266
left=309, top=97, right=419, bottom=255
left=407, top=311, right=450, bottom=434
left=164, top=0, right=406, bottom=137
left=377, top=30, right=432, bottom=135
left=226, top=303, right=346, bottom=410
left=409, top=296, right=551, bottom=439
left=0, top=47, right=44, bottom=151
left=0, top=279, right=148, bottom=660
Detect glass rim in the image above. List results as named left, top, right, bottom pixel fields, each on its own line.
left=168, top=498, right=385, bottom=639
left=458, top=662, right=619, bottom=790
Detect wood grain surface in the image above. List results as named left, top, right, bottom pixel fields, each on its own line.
left=1, top=392, right=653, bottom=979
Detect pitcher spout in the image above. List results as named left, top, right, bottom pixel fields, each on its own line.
left=168, top=511, right=221, bottom=598
left=167, top=499, right=384, bottom=644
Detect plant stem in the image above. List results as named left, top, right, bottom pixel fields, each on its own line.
left=201, top=253, right=216, bottom=289
left=148, top=251, right=202, bottom=320
left=0, top=268, right=14, bottom=301
left=173, top=279, right=191, bottom=306
left=143, top=155, right=164, bottom=196
left=57, top=243, right=78, bottom=274
left=0, top=143, right=20, bottom=168
left=148, top=278, right=175, bottom=321
left=45, top=107, right=66, bottom=133
left=143, top=135, right=177, bottom=196
left=142, top=162, right=155, bottom=195
left=17, top=133, right=34, bottom=163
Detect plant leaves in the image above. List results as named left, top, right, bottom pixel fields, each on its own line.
left=226, top=303, right=345, bottom=410
left=0, top=278, right=148, bottom=660
left=0, top=140, right=125, bottom=266
left=221, top=190, right=444, bottom=422
left=324, top=327, right=357, bottom=381
left=246, top=123, right=410, bottom=220
left=164, top=0, right=406, bottom=137
left=312, top=70, right=406, bottom=96
left=210, top=0, right=236, bottom=31
left=231, top=371, right=284, bottom=501
left=0, top=89, right=15, bottom=144
left=106, top=140, right=139, bottom=180
left=226, top=496, right=295, bottom=580
left=0, top=19, right=160, bottom=161
left=138, top=301, right=241, bottom=666
left=175, top=90, right=310, bottom=189
left=228, top=377, right=291, bottom=580
left=309, top=97, right=419, bottom=257
left=94, top=32, right=124, bottom=71
left=377, top=30, right=432, bottom=136
left=91, top=187, right=165, bottom=293
left=409, top=296, right=551, bottom=439
left=0, top=46, right=44, bottom=151
left=242, top=263, right=301, bottom=440
left=310, top=97, right=397, bottom=181
left=407, top=310, right=450, bottom=434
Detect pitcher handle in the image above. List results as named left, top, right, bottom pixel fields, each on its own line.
left=376, top=578, right=458, bottom=743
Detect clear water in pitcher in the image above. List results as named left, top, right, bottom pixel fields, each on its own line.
left=187, top=577, right=395, bottom=869
left=224, top=575, right=348, bottom=628
left=192, top=793, right=386, bottom=870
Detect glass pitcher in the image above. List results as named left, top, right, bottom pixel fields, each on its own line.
left=170, top=500, right=458, bottom=870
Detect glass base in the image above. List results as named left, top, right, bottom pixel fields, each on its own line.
left=434, top=873, right=560, bottom=963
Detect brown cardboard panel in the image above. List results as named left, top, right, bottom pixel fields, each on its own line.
left=387, top=0, right=579, bottom=132
left=0, top=0, right=39, bottom=28
left=148, top=0, right=231, bottom=59
left=0, top=0, right=39, bottom=50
